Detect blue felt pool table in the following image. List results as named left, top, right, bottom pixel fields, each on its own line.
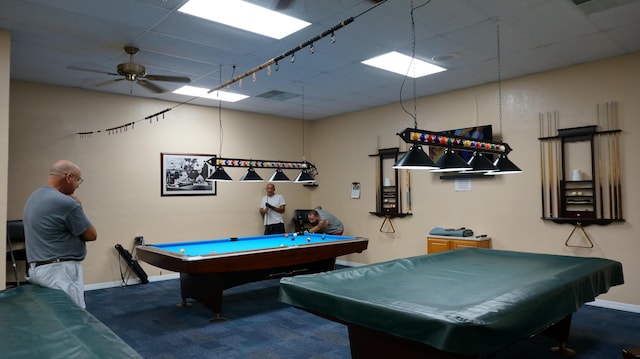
left=136, top=233, right=368, bottom=320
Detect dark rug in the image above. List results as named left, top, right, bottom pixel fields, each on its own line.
left=86, top=278, right=638, bottom=359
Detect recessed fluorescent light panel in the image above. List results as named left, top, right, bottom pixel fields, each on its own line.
left=362, top=51, right=447, bottom=78
left=173, top=86, right=249, bottom=103
left=178, top=0, right=311, bottom=40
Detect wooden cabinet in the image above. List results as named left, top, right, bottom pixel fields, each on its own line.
left=427, top=235, right=491, bottom=254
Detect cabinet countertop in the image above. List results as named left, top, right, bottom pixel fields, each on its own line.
left=427, top=235, right=491, bottom=241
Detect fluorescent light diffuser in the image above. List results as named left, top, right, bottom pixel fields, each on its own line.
left=178, top=0, right=310, bottom=40
left=174, top=86, right=249, bottom=103
left=362, top=51, right=446, bottom=78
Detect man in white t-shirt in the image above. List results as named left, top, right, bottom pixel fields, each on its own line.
left=259, top=183, right=286, bottom=234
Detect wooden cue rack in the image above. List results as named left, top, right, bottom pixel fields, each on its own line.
left=538, top=103, right=624, bottom=247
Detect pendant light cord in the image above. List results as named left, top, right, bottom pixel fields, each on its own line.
left=497, top=21, right=503, bottom=142
left=400, top=0, right=432, bottom=129
left=301, top=86, right=305, bottom=161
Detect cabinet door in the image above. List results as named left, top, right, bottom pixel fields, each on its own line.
left=452, top=239, right=491, bottom=249
left=451, top=240, right=479, bottom=249
left=427, top=238, right=451, bottom=254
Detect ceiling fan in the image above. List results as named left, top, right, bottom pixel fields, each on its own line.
left=71, top=46, right=191, bottom=93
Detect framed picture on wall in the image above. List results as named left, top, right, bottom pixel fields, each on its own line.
left=161, top=153, right=216, bottom=196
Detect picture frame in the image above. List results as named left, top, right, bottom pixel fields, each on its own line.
left=161, top=153, right=216, bottom=196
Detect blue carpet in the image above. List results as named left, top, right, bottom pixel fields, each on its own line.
left=86, top=279, right=638, bottom=358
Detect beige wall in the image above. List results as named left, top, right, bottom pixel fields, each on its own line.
left=4, top=51, right=639, bottom=307
left=307, top=52, right=639, bottom=307
left=6, top=83, right=314, bottom=286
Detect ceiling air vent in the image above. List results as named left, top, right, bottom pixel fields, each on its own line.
left=256, top=90, right=299, bottom=101
left=570, top=0, right=637, bottom=15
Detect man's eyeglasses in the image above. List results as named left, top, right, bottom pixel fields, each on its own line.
left=66, top=173, right=84, bottom=185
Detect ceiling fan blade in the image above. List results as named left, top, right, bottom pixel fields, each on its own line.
left=68, top=66, right=119, bottom=77
left=144, top=74, right=191, bottom=83
left=137, top=79, right=166, bottom=93
left=95, top=78, right=125, bottom=87
left=275, top=0, right=294, bottom=9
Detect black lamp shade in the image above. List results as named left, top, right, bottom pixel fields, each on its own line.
left=268, top=168, right=291, bottom=182
left=491, top=154, right=522, bottom=174
left=466, top=152, right=497, bottom=173
left=431, top=148, right=471, bottom=172
left=392, top=144, right=439, bottom=170
left=240, top=168, right=263, bottom=182
left=207, top=166, right=233, bottom=181
left=294, top=170, right=315, bottom=183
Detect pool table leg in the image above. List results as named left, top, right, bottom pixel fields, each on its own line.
left=545, top=314, right=576, bottom=356
left=347, top=323, right=477, bottom=359
left=179, top=273, right=225, bottom=320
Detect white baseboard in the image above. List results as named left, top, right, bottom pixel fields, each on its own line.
left=587, top=299, right=640, bottom=314
left=85, top=273, right=178, bottom=291
left=336, top=259, right=364, bottom=267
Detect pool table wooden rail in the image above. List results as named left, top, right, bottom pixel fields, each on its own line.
left=135, top=236, right=368, bottom=320
left=135, top=237, right=368, bottom=273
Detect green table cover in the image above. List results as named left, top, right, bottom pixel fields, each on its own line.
left=279, top=248, right=624, bottom=355
left=0, top=285, right=142, bottom=359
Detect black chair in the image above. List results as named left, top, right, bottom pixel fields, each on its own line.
left=292, top=209, right=313, bottom=233
left=6, top=220, right=27, bottom=287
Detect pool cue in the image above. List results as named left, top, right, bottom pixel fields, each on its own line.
left=596, top=103, right=604, bottom=218
left=610, top=101, right=618, bottom=219
left=406, top=169, right=412, bottom=214
left=547, top=112, right=554, bottom=217
left=539, top=113, right=546, bottom=218
left=606, top=102, right=613, bottom=219
left=613, top=101, right=622, bottom=219
left=376, top=155, right=381, bottom=213
left=553, top=111, right=561, bottom=215
left=598, top=159, right=604, bottom=218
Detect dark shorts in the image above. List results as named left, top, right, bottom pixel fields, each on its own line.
left=264, top=223, right=285, bottom=235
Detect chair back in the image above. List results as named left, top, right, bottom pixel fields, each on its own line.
left=7, top=220, right=25, bottom=243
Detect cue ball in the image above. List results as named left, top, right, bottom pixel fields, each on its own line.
left=180, top=248, right=185, bottom=253
left=293, top=232, right=298, bottom=237
left=280, top=244, right=285, bottom=247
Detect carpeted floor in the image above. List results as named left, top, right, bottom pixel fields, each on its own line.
left=86, top=278, right=638, bottom=359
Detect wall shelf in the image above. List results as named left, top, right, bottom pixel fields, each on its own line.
left=538, top=118, right=624, bottom=226
left=369, top=212, right=412, bottom=218
left=543, top=217, right=624, bottom=226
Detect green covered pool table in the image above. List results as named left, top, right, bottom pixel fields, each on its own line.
left=279, top=248, right=624, bottom=358
left=136, top=233, right=368, bottom=320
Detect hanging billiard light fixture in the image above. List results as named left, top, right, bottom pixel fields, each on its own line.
left=294, top=169, right=316, bottom=183
left=393, top=144, right=439, bottom=170
left=293, top=87, right=317, bottom=183
left=491, top=154, right=522, bottom=175
left=208, top=166, right=233, bottom=181
left=239, top=167, right=263, bottom=182
left=268, top=168, right=291, bottom=182
left=487, top=22, right=521, bottom=175
left=466, top=151, right=497, bottom=173
left=431, top=148, right=471, bottom=172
